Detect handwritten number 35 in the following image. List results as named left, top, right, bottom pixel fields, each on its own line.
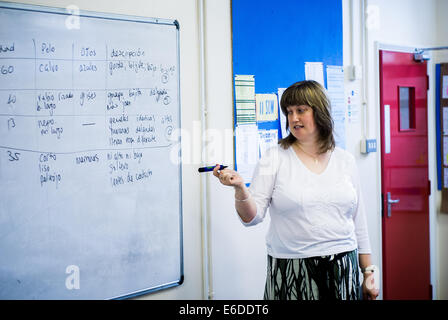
left=7, top=150, right=20, bottom=161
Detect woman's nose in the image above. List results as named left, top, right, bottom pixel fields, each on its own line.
left=290, top=111, right=300, bottom=122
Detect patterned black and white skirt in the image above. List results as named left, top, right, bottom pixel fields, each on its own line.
left=264, top=250, right=360, bottom=300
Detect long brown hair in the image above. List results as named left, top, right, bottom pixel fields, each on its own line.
left=279, top=80, right=335, bottom=153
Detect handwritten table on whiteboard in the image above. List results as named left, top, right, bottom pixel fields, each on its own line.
left=0, top=2, right=183, bottom=299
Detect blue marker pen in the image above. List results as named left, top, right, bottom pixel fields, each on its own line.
left=198, top=165, right=228, bottom=172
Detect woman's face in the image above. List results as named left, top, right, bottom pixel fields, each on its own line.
left=286, top=105, right=318, bottom=143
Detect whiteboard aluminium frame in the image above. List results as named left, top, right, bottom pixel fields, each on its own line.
left=0, top=1, right=183, bottom=300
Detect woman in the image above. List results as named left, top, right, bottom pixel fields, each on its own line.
left=213, top=80, right=379, bottom=300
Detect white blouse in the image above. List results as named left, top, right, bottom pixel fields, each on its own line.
left=241, top=145, right=372, bottom=259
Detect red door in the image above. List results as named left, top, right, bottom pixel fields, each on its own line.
left=379, top=50, right=431, bottom=299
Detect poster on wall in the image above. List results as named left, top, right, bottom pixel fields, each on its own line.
left=235, top=75, right=256, bottom=125
left=443, top=75, right=448, bottom=99
left=326, top=65, right=346, bottom=149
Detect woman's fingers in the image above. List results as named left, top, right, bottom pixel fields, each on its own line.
left=213, top=165, right=230, bottom=185
left=212, top=165, right=242, bottom=187
left=219, top=170, right=231, bottom=185
left=217, top=169, right=236, bottom=186
left=212, top=164, right=221, bottom=178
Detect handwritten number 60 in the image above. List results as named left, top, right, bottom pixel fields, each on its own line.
left=1, top=65, right=14, bottom=75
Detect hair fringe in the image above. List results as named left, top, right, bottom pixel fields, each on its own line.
left=278, top=80, right=335, bottom=154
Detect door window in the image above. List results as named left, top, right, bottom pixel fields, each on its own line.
left=398, top=86, right=415, bottom=130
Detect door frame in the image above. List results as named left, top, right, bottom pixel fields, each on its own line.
left=375, top=41, right=437, bottom=299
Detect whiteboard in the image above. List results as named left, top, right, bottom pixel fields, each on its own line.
left=0, top=2, right=183, bottom=299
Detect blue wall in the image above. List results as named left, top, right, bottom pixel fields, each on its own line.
left=232, top=0, right=343, bottom=93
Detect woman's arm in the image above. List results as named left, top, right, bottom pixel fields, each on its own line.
left=359, top=253, right=372, bottom=271
left=349, top=154, right=379, bottom=300
left=213, top=165, right=257, bottom=223
left=233, top=184, right=257, bottom=223
left=213, top=146, right=279, bottom=225
left=359, top=253, right=379, bottom=300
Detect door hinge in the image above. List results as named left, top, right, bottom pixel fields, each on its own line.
left=428, top=180, right=431, bottom=196
left=427, top=74, right=430, bottom=91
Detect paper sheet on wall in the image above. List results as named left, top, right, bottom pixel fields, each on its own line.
left=443, top=107, right=448, bottom=135
left=326, top=65, right=346, bottom=149
left=305, top=62, right=324, bottom=87
left=256, top=94, right=278, bottom=122
left=444, top=168, right=448, bottom=189
left=258, top=129, right=278, bottom=159
left=444, top=136, right=448, bottom=166
left=277, top=88, right=288, bottom=139
left=443, top=75, right=448, bottom=99
left=346, top=86, right=360, bottom=124
left=235, top=124, right=259, bottom=184
left=235, top=75, right=256, bottom=125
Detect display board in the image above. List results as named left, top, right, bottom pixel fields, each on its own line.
left=232, top=0, right=342, bottom=94
left=0, top=2, right=183, bottom=299
left=437, top=63, right=448, bottom=212
left=231, top=0, right=343, bottom=183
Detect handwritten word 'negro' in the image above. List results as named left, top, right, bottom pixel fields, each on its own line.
left=0, top=43, right=14, bottom=53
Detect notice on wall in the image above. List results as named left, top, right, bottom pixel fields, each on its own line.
left=235, top=75, right=256, bottom=125
left=443, top=107, right=448, bottom=135
left=256, top=93, right=278, bottom=122
left=444, top=168, right=448, bottom=189
left=326, top=65, right=346, bottom=149
left=443, top=75, right=448, bottom=99
left=346, top=86, right=360, bottom=124
left=277, top=88, right=288, bottom=139
left=444, top=137, right=448, bottom=166
left=258, top=129, right=278, bottom=159
left=235, top=124, right=259, bottom=184
left=305, top=62, right=324, bottom=87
